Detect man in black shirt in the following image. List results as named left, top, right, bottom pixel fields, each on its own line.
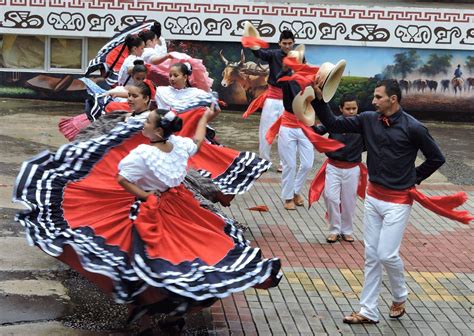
left=311, top=80, right=445, bottom=324
left=244, top=30, right=295, bottom=169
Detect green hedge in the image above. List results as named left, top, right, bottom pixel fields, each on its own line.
left=0, top=86, right=36, bottom=96
left=330, top=76, right=378, bottom=112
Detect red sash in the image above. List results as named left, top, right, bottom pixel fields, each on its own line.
left=368, top=182, right=473, bottom=225
left=308, top=159, right=368, bottom=208
left=241, top=36, right=269, bottom=50
left=265, top=111, right=345, bottom=153
left=243, top=85, right=282, bottom=118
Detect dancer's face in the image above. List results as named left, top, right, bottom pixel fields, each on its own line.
left=146, top=36, right=159, bottom=48
left=132, top=71, right=146, bottom=83
left=132, top=42, right=145, bottom=57
left=142, top=110, right=164, bottom=141
left=279, top=38, right=294, bottom=54
left=372, top=86, right=395, bottom=115
left=169, top=66, right=187, bottom=90
left=340, top=101, right=358, bottom=117
left=127, top=86, right=149, bottom=112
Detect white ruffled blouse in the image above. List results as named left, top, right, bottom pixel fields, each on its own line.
left=117, top=55, right=142, bottom=86
left=155, top=86, right=216, bottom=113
left=118, top=135, right=197, bottom=192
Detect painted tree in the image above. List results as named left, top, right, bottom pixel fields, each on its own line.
left=466, top=56, right=474, bottom=74
left=419, top=53, right=453, bottom=76
left=382, top=64, right=396, bottom=79
left=392, top=50, right=420, bottom=79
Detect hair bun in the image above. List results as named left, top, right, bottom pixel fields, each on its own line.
left=172, top=117, right=183, bottom=132
left=151, top=22, right=162, bottom=38
left=133, top=59, right=144, bottom=66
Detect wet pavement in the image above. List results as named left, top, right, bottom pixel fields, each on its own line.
left=0, top=98, right=472, bottom=335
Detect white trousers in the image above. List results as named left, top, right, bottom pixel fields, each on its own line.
left=359, top=195, right=411, bottom=321
left=259, top=98, right=284, bottom=162
left=323, top=163, right=360, bottom=235
left=278, top=126, right=314, bottom=200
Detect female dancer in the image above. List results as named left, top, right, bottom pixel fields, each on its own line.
left=117, top=34, right=145, bottom=86
left=59, top=76, right=154, bottom=141
left=14, top=107, right=281, bottom=333
left=138, top=29, right=171, bottom=66
left=155, top=62, right=271, bottom=199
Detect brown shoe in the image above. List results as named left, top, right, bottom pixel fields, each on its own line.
left=284, top=200, right=296, bottom=210
left=341, top=234, right=354, bottom=242
left=343, top=312, right=379, bottom=324
left=389, top=301, right=406, bottom=319
left=326, top=234, right=340, bottom=243
left=293, top=194, right=304, bottom=206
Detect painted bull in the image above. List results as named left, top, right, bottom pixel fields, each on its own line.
left=219, top=49, right=269, bottom=101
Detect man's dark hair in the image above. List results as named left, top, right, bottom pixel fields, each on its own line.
left=376, top=79, right=402, bottom=103
left=339, top=93, right=358, bottom=108
left=279, top=30, right=295, bottom=42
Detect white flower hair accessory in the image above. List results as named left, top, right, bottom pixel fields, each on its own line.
left=163, top=111, right=176, bottom=122
left=183, top=61, right=192, bottom=74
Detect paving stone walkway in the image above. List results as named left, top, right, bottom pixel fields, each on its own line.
left=204, top=178, right=474, bottom=335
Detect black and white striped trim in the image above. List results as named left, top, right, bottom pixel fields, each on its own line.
left=13, top=120, right=279, bottom=305
left=13, top=121, right=145, bottom=303
left=85, top=20, right=157, bottom=84
left=211, top=151, right=272, bottom=195
left=87, top=94, right=114, bottom=121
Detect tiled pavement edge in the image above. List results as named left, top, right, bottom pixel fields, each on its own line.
left=204, top=178, right=474, bottom=335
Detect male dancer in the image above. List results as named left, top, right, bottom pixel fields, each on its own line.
left=311, top=94, right=366, bottom=242
left=265, top=50, right=344, bottom=210
left=312, top=80, right=447, bottom=323
left=277, top=64, right=315, bottom=210
left=243, top=30, right=295, bottom=170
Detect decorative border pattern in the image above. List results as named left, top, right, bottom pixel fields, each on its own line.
left=1, top=0, right=473, bottom=50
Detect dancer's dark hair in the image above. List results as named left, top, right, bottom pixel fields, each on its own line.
left=151, top=22, right=162, bottom=39
left=124, top=34, right=144, bottom=52
left=138, top=30, right=157, bottom=44
left=376, top=79, right=402, bottom=102
left=154, top=109, right=183, bottom=139
left=279, top=30, right=295, bottom=42
left=132, top=59, right=147, bottom=75
left=339, top=93, right=358, bottom=108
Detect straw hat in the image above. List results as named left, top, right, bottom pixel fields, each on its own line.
left=287, top=44, right=305, bottom=63
left=316, top=59, right=346, bottom=103
left=292, top=86, right=316, bottom=126
left=243, top=21, right=261, bottom=50
left=292, top=59, right=346, bottom=125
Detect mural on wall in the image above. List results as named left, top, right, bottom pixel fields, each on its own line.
left=168, top=40, right=474, bottom=116
left=0, top=0, right=473, bottom=117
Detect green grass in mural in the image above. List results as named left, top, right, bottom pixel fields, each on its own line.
left=0, top=86, right=36, bottom=96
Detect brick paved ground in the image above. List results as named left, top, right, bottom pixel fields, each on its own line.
left=0, top=108, right=472, bottom=335
left=198, top=176, right=474, bottom=335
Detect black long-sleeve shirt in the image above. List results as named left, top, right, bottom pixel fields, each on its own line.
left=281, top=80, right=301, bottom=112
left=251, top=49, right=286, bottom=87
left=313, top=124, right=364, bottom=163
left=311, top=100, right=445, bottom=190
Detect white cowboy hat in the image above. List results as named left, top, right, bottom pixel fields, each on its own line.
left=316, top=59, right=346, bottom=103
left=292, top=59, right=346, bottom=125
left=243, top=21, right=261, bottom=50
left=292, top=86, right=316, bottom=126
left=287, top=44, right=305, bottom=64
